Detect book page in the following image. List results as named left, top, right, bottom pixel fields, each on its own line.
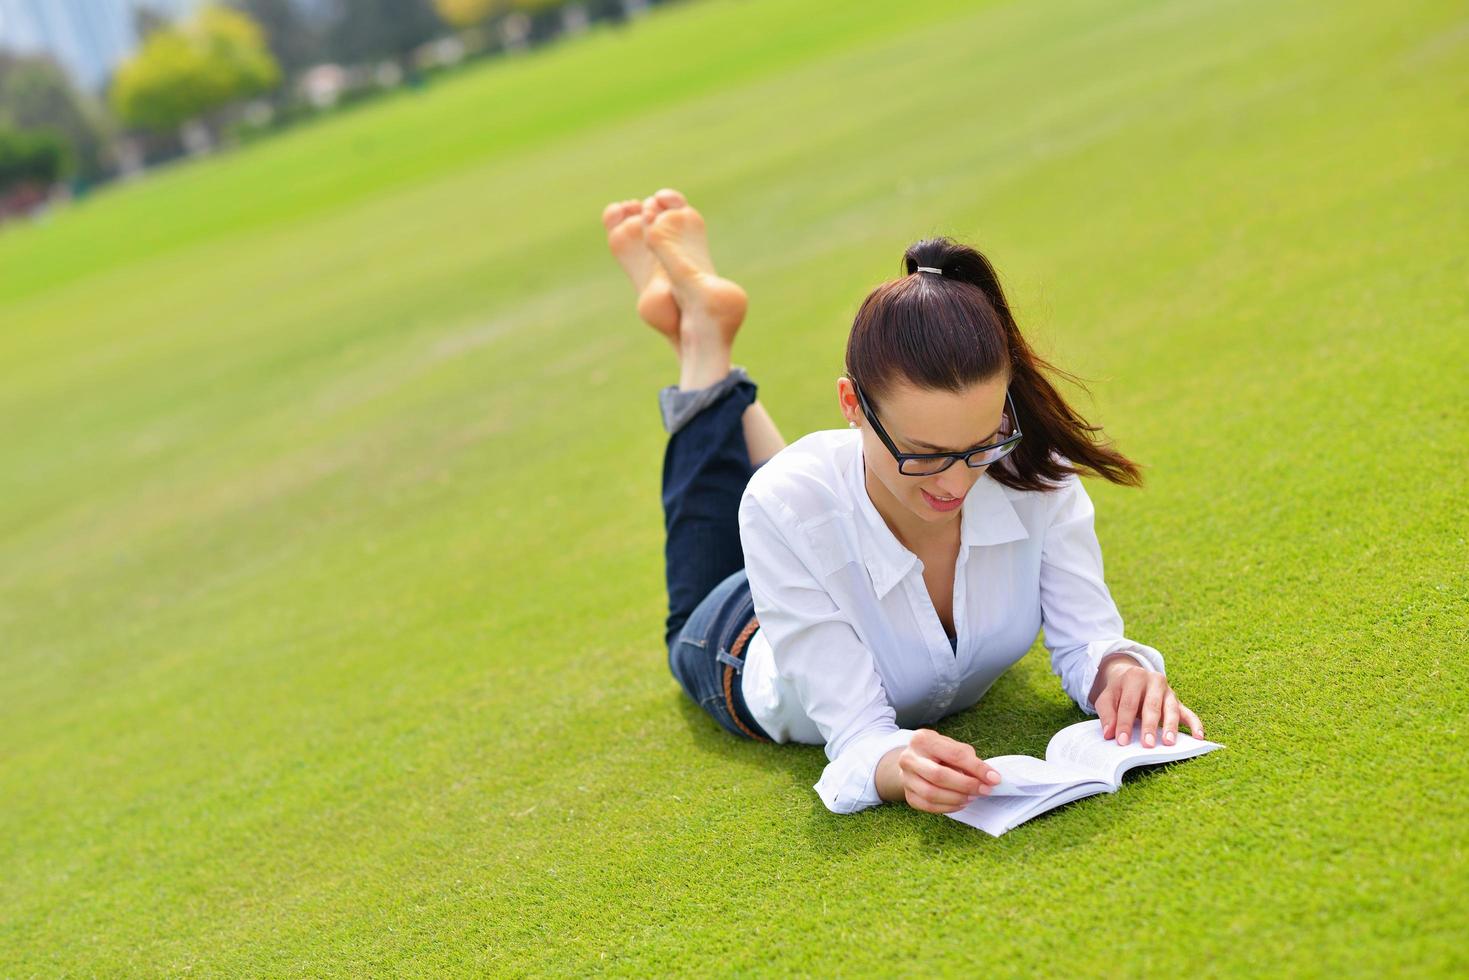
left=982, top=754, right=1095, bottom=796
left=945, top=780, right=1112, bottom=837
left=1045, top=719, right=1224, bottom=788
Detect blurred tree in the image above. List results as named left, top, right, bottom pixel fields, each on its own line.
left=0, top=126, right=68, bottom=193
left=111, top=6, right=282, bottom=137
left=442, top=0, right=597, bottom=52
left=225, top=0, right=323, bottom=80
left=433, top=0, right=502, bottom=27
left=0, top=52, right=111, bottom=183
left=324, top=0, right=447, bottom=71
left=132, top=4, right=174, bottom=40
left=513, top=0, right=584, bottom=46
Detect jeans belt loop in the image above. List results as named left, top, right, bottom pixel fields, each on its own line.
left=716, top=616, right=759, bottom=672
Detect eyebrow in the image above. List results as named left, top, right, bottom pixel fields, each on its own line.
left=904, top=423, right=1004, bottom=454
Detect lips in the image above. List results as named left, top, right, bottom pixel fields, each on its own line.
left=921, top=488, right=965, bottom=511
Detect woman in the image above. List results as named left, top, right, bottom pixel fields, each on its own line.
left=603, top=188, right=1205, bottom=817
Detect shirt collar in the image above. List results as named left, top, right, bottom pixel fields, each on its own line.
left=846, top=435, right=1030, bottom=599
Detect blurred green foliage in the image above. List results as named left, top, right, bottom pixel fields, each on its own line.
left=0, top=52, right=109, bottom=183
left=0, top=125, right=68, bottom=192
left=110, top=5, right=281, bottom=134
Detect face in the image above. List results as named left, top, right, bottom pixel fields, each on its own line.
left=838, top=373, right=1011, bottom=532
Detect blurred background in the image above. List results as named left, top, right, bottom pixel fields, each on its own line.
left=0, top=0, right=656, bottom=211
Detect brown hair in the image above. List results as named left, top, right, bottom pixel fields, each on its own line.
left=844, top=235, right=1143, bottom=493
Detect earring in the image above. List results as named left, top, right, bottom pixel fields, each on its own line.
left=849, top=421, right=857, bottom=428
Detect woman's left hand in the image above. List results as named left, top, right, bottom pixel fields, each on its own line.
left=1093, top=655, right=1204, bottom=748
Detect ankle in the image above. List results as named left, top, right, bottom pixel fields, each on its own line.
left=678, top=352, right=733, bottom=391
left=677, top=332, right=733, bottom=390
left=677, top=331, right=729, bottom=362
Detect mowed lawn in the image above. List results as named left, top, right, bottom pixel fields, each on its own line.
left=2, top=0, right=1465, bottom=973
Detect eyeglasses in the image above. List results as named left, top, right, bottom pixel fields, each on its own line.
left=849, top=376, right=1023, bottom=476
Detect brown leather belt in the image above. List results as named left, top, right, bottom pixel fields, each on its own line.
left=721, top=615, right=772, bottom=742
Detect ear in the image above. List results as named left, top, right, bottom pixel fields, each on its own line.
left=835, top=376, right=861, bottom=427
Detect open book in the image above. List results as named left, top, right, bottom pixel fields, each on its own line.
left=945, top=720, right=1223, bottom=837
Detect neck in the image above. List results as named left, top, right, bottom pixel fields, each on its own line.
left=863, top=465, right=960, bottom=554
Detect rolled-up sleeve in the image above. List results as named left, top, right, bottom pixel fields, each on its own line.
left=739, top=493, right=916, bottom=814
left=1038, top=474, right=1166, bottom=715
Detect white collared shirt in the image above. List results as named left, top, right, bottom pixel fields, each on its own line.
left=736, top=428, right=1164, bottom=815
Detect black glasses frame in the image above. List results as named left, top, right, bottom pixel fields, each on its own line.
left=850, top=377, right=1023, bottom=476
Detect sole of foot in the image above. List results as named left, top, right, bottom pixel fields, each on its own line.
left=602, top=197, right=681, bottom=348
left=639, top=188, right=747, bottom=351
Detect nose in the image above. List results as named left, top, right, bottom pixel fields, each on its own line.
left=931, top=466, right=977, bottom=500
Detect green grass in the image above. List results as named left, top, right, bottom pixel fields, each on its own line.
left=2, top=0, right=1465, bottom=973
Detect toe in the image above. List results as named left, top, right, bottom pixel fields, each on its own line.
left=654, top=188, right=687, bottom=208
left=601, top=201, right=626, bottom=229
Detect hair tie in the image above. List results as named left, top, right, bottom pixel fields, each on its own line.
left=916, top=265, right=943, bottom=275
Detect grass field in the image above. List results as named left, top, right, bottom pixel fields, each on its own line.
left=2, top=0, right=1466, bottom=973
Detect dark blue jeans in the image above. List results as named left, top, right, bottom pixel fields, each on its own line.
left=663, top=376, right=775, bottom=742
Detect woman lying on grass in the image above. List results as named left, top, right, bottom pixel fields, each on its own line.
left=603, top=188, right=1205, bottom=815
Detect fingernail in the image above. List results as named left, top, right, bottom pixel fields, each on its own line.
left=1118, top=732, right=1128, bottom=745
left=986, top=770, right=1001, bottom=784
left=1164, top=732, right=1175, bottom=745
left=1144, top=732, right=1154, bottom=747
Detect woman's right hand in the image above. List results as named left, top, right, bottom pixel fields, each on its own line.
left=882, top=728, right=1002, bottom=813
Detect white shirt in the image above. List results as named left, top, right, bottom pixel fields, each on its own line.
left=736, top=428, right=1165, bottom=815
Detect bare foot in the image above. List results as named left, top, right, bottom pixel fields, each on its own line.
left=641, top=189, right=747, bottom=333
left=640, top=189, right=748, bottom=388
left=602, top=198, right=680, bottom=350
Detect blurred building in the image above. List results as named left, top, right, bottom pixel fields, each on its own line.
left=0, top=0, right=204, bottom=91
